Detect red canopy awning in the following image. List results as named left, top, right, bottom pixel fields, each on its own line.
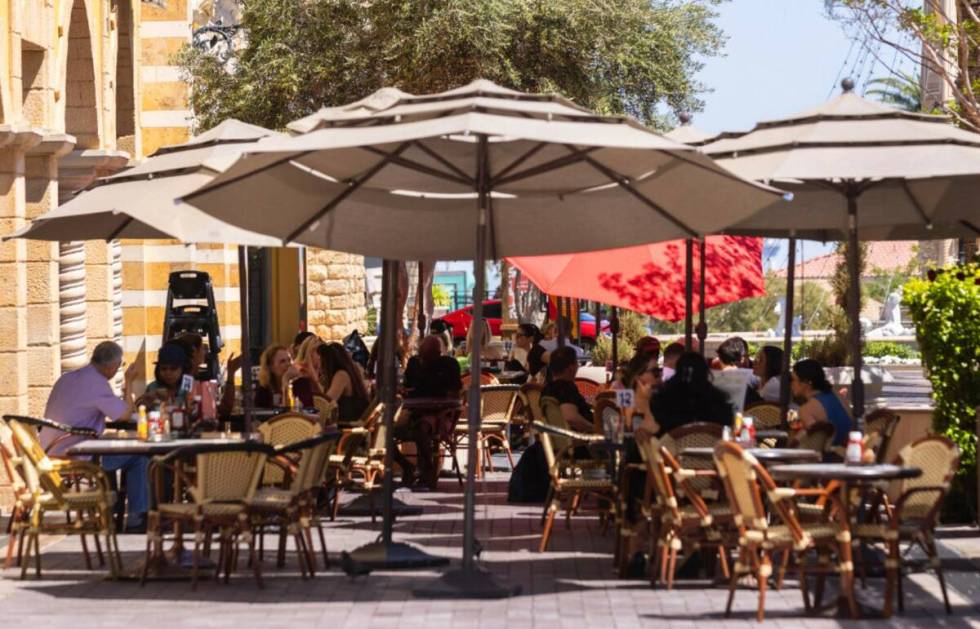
left=508, top=237, right=765, bottom=322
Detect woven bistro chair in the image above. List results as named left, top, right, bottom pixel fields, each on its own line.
left=744, top=403, right=783, bottom=430
left=592, top=397, right=621, bottom=435
left=328, top=402, right=391, bottom=522
left=257, top=413, right=321, bottom=487
left=519, top=383, right=545, bottom=424
left=713, top=441, right=850, bottom=622
left=863, top=408, right=901, bottom=463
left=853, top=436, right=960, bottom=616
left=312, top=395, right=338, bottom=427
left=453, top=384, right=520, bottom=477
left=1, top=418, right=32, bottom=570
left=636, top=437, right=733, bottom=589
left=143, top=441, right=273, bottom=589
left=789, top=421, right=836, bottom=457
left=660, top=423, right=724, bottom=502
left=574, top=377, right=603, bottom=405
left=251, top=432, right=339, bottom=577
left=534, top=396, right=617, bottom=552
left=461, top=371, right=499, bottom=389
left=6, top=417, right=121, bottom=580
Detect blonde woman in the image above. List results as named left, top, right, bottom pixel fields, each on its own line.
left=284, top=334, right=324, bottom=406
left=255, top=344, right=291, bottom=408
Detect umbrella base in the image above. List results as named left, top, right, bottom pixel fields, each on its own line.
left=413, top=566, right=522, bottom=599
left=347, top=541, right=449, bottom=570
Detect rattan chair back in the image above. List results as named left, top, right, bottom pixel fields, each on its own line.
left=661, top=422, right=723, bottom=458
left=637, top=437, right=681, bottom=521
left=790, top=421, right=836, bottom=454
left=280, top=433, right=340, bottom=496
left=7, top=418, right=65, bottom=499
left=520, top=383, right=545, bottom=423
left=183, top=442, right=273, bottom=504
left=538, top=396, right=570, bottom=471
left=0, top=419, right=27, bottom=496
left=259, top=413, right=321, bottom=485
left=744, top=403, right=782, bottom=429
left=574, top=378, right=603, bottom=403
left=864, top=408, right=901, bottom=462
left=480, top=385, right=519, bottom=424
left=891, top=435, right=960, bottom=519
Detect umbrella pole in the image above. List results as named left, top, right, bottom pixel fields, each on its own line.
left=415, top=135, right=519, bottom=599
left=684, top=238, right=694, bottom=352
left=556, top=297, right=566, bottom=348
left=610, top=306, right=619, bottom=379
left=779, top=237, right=796, bottom=422
left=846, top=190, right=864, bottom=422
left=237, top=246, right=253, bottom=435
left=696, top=237, right=707, bottom=356
left=345, top=260, right=446, bottom=569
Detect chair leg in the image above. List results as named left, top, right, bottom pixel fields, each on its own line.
left=315, top=519, right=329, bottom=570
left=725, top=547, right=742, bottom=617
left=539, top=486, right=554, bottom=526
left=884, top=537, right=900, bottom=618
left=666, top=542, right=678, bottom=591
left=539, top=503, right=557, bottom=553
left=79, top=533, right=93, bottom=571
left=303, top=525, right=317, bottom=578
left=191, top=520, right=203, bottom=591
left=33, top=531, right=41, bottom=578
left=798, top=552, right=811, bottom=613
left=247, top=526, right=263, bottom=589
left=93, top=527, right=106, bottom=568
left=925, top=537, right=951, bottom=615
left=717, top=545, right=731, bottom=581
left=276, top=523, right=288, bottom=568
left=19, top=532, right=34, bottom=580
left=757, top=550, right=770, bottom=622
left=775, top=549, right=789, bottom=590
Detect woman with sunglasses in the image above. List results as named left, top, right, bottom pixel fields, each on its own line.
left=505, top=323, right=547, bottom=384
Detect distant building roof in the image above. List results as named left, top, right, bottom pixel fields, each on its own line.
left=774, top=241, right=918, bottom=279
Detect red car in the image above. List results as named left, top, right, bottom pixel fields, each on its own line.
left=434, top=300, right=605, bottom=346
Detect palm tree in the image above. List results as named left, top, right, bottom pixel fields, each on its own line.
left=864, top=71, right=922, bottom=112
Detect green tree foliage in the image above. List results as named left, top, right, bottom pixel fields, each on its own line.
left=864, top=71, right=923, bottom=112
left=178, top=0, right=727, bottom=132
left=802, top=241, right=867, bottom=366
left=592, top=309, right=649, bottom=365
left=903, top=262, right=980, bottom=481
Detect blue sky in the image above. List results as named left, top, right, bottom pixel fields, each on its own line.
left=694, top=0, right=914, bottom=269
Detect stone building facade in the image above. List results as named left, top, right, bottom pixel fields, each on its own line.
left=1, top=0, right=366, bottom=414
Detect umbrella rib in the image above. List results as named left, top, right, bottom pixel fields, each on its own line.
left=492, top=142, right=547, bottom=183
left=105, top=216, right=134, bottom=242
left=580, top=154, right=698, bottom=238
left=661, top=149, right=778, bottom=193
left=492, top=147, right=599, bottom=187
left=285, top=142, right=411, bottom=243
left=362, top=146, right=472, bottom=186
left=410, top=140, right=474, bottom=184
left=961, top=219, right=980, bottom=236
left=182, top=150, right=315, bottom=202
left=898, top=180, right=932, bottom=226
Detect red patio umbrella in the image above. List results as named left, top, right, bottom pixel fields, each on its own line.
left=508, top=236, right=765, bottom=322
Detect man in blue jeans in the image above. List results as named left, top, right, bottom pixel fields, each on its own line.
left=41, top=341, right=149, bottom=532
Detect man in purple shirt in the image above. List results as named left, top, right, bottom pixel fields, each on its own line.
left=43, top=341, right=148, bottom=532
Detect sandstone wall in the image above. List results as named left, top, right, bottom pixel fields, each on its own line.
left=306, top=248, right=367, bottom=342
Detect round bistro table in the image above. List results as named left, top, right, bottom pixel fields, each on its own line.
left=768, top=463, right=922, bottom=619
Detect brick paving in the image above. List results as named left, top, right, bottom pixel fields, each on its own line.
left=2, top=473, right=979, bottom=628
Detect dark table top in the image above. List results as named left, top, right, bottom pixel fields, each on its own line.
left=769, top=463, right=922, bottom=483
left=67, top=436, right=248, bottom=456
left=682, top=447, right=820, bottom=464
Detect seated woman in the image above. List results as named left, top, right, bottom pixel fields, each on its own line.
left=505, top=323, right=547, bottom=384
left=255, top=343, right=292, bottom=407
left=287, top=334, right=324, bottom=407
left=316, top=342, right=371, bottom=422
left=141, top=343, right=189, bottom=405
left=650, top=352, right=733, bottom=436
left=394, top=335, right=463, bottom=488
left=753, top=345, right=784, bottom=403
left=791, top=359, right=851, bottom=447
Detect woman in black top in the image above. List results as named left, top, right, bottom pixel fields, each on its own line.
left=403, top=337, right=462, bottom=398
left=506, top=323, right=547, bottom=383
left=650, top=352, right=733, bottom=436
left=317, top=342, right=371, bottom=422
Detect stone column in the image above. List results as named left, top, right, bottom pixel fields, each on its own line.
left=58, top=240, right=87, bottom=372
left=306, top=248, right=368, bottom=341
left=25, top=134, right=74, bottom=409
left=57, top=148, right=129, bottom=361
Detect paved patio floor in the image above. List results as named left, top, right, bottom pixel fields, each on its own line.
left=2, top=472, right=979, bottom=628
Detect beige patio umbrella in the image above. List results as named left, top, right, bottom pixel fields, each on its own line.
left=182, top=79, right=787, bottom=596
left=4, top=119, right=284, bottom=434
left=6, top=119, right=283, bottom=244
left=703, top=78, right=980, bottom=419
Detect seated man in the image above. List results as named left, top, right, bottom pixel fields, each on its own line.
left=541, top=346, right=594, bottom=433
left=41, top=341, right=148, bottom=532
left=393, top=335, right=462, bottom=488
